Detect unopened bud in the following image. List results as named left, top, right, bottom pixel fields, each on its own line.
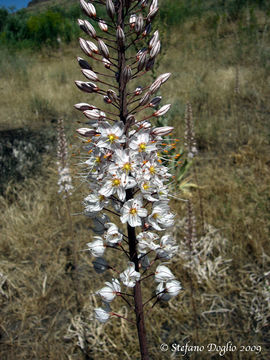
left=151, top=126, right=174, bottom=136
left=74, top=103, right=97, bottom=111
left=77, top=57, right=92, bottom=70
left=107, top=89, right=119, bottom=102
left=102, top=58, right=112, bottom=69
left=75, top=81, right=98, bottom=93
left=123, top=65, right=132, bottom=84
left=80, top=0, right=96, bottom=18
left=153, top=104, right=171, bottom=117
left=79, top=38, right=92, bottom=57
left=86, top=40, right=98, bottom=53
left=134, top=86, right=143, bottom=95
left=116, top=26, right=125, bottom=47
left=93, top=257, right=109, bottom=274
left=150, top=40, right=160, bottom=58
left=149, top=96, right=162, bottom=107
left=103, top=96, right=112, bottom=104
left=150, top=0, right=158, bottom=12
left=83, top=109, right=102, bottom=120
left=98, top=19, right=108, bottom=32
left=106, top=0, right=115, bottom=19
left=149, top=30, right=159, bottom=49
left=139, top=92, right=151, bottom=106
left=147, top=7, right=159, bottom=23
left=75, top=81, right=99, bottom=93
left=98, top=39, right=110, bottom=59
left=137, top=51, right=147, bottom=71
left=84, top=19, right=97, bottom=38
left=142, top=23, right=152, bottom=38
left=129, top=14, right=137, bottom=28
left=145, top=57, right=155, bottom=71
left=81, top=69, right=98, bottom=82
left=135, top=14, right=144, bottom=34
left=76, top=127, right=97, bottom=137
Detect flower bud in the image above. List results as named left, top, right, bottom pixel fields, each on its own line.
left=151, top=126, right=174, bottom=136
left=107, top=89, right=119, bottom=102
left=87, top=237, right=105, bottom=257
left=75, top=81, right=98, bottom=93
left=149, top=40, right=160, bottom=59
left=74, top=103, right=97, bottom=111
left=139, top=91, right=151, bottom=106
left=150, top=0, right=158, bottom=12
left=94, top=308, right=110, bottom=323
left=149, top=30, right=159, bottom=49
left=126, top=114, right=136, bottom=126
left=102, top=57, right=112, bottom=69
left=76, top=127, right=97, bottom=137
left=153, top=104, right=171, bottom=117
left=116, top=26, right=125, bottom=47
left=84, top=19, right=97, bottom=38
left=158, top=72, right=171, bottom=84
left=106, top=0, right=115, bottom=19
left=145, top=57, right=155, bottom=71
left=103, top=96, right=112, bottom=104
left=80, top=0, right=96, bottom=18
left=137, top=51, right=147, bottom=72
left=93, top=257, right=108, bottom=274
left=79, top=38, right=92, bottom=57
left=123, top=65, right=132, bottom=84
left=135, top=14, right=144, bottom=34
left=149, top=79, right=161, bottom=94
left=142, top=23, right=151, bottom=37
left=134, top=86, right=143, bottom=95
left=98, top=39, right=110, bottom=59
left=83, top=109, right=102, bottom=120
left=77, top=57, right=92, bottom=70
left=98, top=19, right=108, bottom=32
left=129, top=13, right=137, bottom=28
left=149, top=96, right=162, bottom=108
left=81, top=69, right=98, bottom=81
left=86, top=40, right=98, bottom=53
left=147, top=7, right=159, bottom=23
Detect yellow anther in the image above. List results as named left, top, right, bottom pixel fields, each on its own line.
left=139, top=143, right=146, bottom=151
left=130, top=208, right=137, bottom=215
left=112, top=178, right=121, bottom=186
left=143, top=183, right=150, bottom=190
left=108, top=134, right=116, bottom=142
left=123, top=163, right=131, bottom=171
left=149, top=166, right=155, bottom=174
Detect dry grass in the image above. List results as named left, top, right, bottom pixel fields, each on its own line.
left=0, top=7, right=270, bottom=360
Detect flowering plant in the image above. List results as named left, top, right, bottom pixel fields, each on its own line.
left=74, top=0, right=182, bottom=358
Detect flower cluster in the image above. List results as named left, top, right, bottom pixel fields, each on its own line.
left=75, top=0, right=182, bottom=326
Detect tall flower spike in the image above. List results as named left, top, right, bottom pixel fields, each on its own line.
left=57, top=118, right=73, bottom=197
left=74, top=1, right=183, bottom=359
left=184, top=102, right=198, bottom=159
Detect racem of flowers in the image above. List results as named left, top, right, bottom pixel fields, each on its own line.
left=74, top=0, right=182, bottom=357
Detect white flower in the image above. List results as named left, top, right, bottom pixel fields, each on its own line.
left=120, top=262, right=140, bottom=287
left=104, top=223, right=123, bottom=245
left=84, top=193, right=109, bottom=214
left=137, top=231, right=159, bottom=253
left=156, top=280, right=182, bottom=301
left=97, top=121, right=125, bottom=150
left=99, top=171, right=136, bottom=202
left=156, top=234, right=178, bottom=259
left=96, top=278, right=121, bottom=303
left=120, top=197, right=147, bottom=227
left=94, top=307, right=111, bottom=323
left=155, top=264, right=175, bottom=282
left=87, top=237, right=106, bottom=257
left=129, top=130, right=157, bottom=154
left=148, top=201, right=175, bottom=230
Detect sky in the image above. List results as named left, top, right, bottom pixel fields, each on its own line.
left=0, top=0, right=29, bottom=10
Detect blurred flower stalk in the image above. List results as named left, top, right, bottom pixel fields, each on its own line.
left=74, top=0, right=183, bottom=358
